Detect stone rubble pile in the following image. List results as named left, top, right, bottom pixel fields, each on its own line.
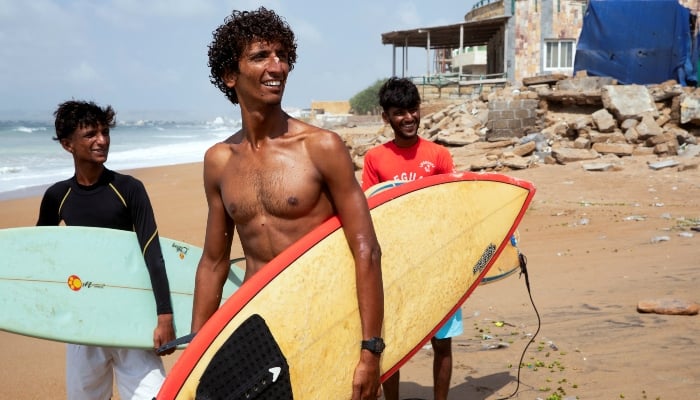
left=342, top=74, right=700, bottom=173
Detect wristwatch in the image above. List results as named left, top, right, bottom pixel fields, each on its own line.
left=361, top=337, right=385, bottom=354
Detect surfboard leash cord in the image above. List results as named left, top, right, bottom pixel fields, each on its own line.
left=496, top=251, right=542, bottom=400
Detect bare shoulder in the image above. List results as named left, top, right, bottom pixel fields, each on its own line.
left=204, top=131, right=242, bottom=164
left=288, top=118, right=344, bottom=151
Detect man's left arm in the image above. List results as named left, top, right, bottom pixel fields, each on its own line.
left=310, top=129, right=384, bottom=399
left=127, top=178, right=176, bottom=353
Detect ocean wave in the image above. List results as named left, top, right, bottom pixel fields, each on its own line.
left=116, top=117, right=241, bottom=130
left=0, top=166, right=26, bottom=175
left=154, top=134, right=200, bottom=139
left=0, top=167, right=73, bottom=194
left=0, top=120, right=237, bottom=195
left=14, top=126, right=48, bottom=133
left=106, top=139, right=218, bottom=169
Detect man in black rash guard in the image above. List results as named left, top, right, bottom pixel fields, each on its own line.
left=36, top=100, right=176, bottom=400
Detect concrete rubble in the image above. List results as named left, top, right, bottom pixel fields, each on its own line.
left=340, top=73, right=700, bottom=173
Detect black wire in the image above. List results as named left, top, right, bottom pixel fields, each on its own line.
left=496, top=252, right=541, bottom=400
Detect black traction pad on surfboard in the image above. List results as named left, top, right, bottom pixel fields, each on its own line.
left=196, top=314, right=293, bottom=400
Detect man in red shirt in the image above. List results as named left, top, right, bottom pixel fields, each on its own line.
left=361, top=77, right=461, bottom=400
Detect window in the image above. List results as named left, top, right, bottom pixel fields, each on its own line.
left=544, top=40, right=575, bottom=71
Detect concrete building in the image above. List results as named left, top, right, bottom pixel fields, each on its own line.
left=381, top=0, right=700, bottom=94
left=381, top=0, right=588, bottom=88
left=450, top=45, right=487, bottom=76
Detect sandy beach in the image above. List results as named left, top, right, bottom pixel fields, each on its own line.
left=1, top=154, right=698, bottom=399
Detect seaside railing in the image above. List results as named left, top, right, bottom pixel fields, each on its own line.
left=408, top=73, right=508, bottom=98
left=409, top=73, right=507, bottom=88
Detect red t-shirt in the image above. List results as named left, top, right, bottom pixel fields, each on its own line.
left=361, top=137, right=455, bottom=190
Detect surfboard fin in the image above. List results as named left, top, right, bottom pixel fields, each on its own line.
left=156, top=333, right=195, bottom=355
left=195, top=314, right=292, bottom=400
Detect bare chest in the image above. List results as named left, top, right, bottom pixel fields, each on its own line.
left=220, top=147, right=325, bottom=225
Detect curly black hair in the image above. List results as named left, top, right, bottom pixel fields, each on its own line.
left=53, top=100, right=116, bottom=141
left=378, top=77, right=422, bottom=111
left=208, top=7, right=298, bottom=105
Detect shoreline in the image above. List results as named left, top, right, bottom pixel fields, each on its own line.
left=0, top=161, right=206, bottom=202
left=0, top=184, right=50, bottom=201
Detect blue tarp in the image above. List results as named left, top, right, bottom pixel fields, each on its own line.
left=573, top=0, right=698, bottom=86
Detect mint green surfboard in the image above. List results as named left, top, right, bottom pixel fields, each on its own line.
left=0, top=226, right=243, bottom=349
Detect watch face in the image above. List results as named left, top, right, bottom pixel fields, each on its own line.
left=374, top=338, right=385, bottom=351
left=363, top=337, right=385, bottom=353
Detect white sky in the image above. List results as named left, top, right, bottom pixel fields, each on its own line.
left=0, top=0, right=476, bottom=121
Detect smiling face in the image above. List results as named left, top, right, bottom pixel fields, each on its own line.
left=383, top=105, right=421, bottom=146
left=208, top=7, right=297, bottom=106
left=60, top=123, right=110, bottom=165
left=225, top=40, right=289, bottom=107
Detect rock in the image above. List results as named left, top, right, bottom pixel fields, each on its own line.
left=620, top=118, right=639, bottom=130
left=339, top=76, right=699, bottom=173
left=467, top=156, right=500, bottom=170
left=436, top=130, right=481, bottom=146
left=472, top=138, right=519, bottom=149
left=602, top=84, right=658, bottom=120
left=536, top=88, right=603, bottom=106
left=501, top=156, right=532, bottom=169
left=551, top=147, right=600, bottom=163
left=634, top=114, right=664, bottom=140
left=653, top=140, right=679, bottom=156
left=591, top=108, right=616, bottom=132
left=647, top=81, right=683, bottom=102
left=632, top=146, right=655, bottom=156
left=582, top=162, right=614, bottom=171
left=679, top=92, right=700, bottom=124
left=637, top=298, right=700, bottom=315
left=591, top=142, right=634, bottom=156
left=623, top=125, right=639, bottom=144
left=574, top=137, right=591, bottom=149
left=512, top=140, right=537, bottom=156
left=647, top=159, right=680, bottom=170
left=555, top=76, right=616, bottom=91
left=522, top=73, right=568, bottom=86
left=589, top=131, right=627, bottom=144
left=645, top=131, right=676, bottom=147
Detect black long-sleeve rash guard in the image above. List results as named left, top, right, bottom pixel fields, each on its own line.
left=37, top=168, right=174, bottom=315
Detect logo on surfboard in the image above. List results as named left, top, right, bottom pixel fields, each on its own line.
left=67, top=275, right=82, bottom=291
left=473, top=243, right=497, bottom=275
left=171, top=242, right=189, bottom=260
left=66, top=275, right=105, bottom=291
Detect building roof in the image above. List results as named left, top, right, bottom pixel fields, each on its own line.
left=381, top=16, right=509, bottom=49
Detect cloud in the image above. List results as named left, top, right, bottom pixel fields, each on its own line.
left=0, top=0, right=479, bottom=120
left=67, top=62, right=101, bottom=83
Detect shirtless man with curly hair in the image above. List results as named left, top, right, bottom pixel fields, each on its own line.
left=191, top=8, right=385, bottom=400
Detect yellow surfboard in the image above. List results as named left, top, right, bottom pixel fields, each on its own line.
left=158, top=172, right=535, bottom=399
left=365, top=180, right=522, bottom=285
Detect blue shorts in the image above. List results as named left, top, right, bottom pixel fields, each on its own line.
left=434, top=308, right=463, bottom=339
